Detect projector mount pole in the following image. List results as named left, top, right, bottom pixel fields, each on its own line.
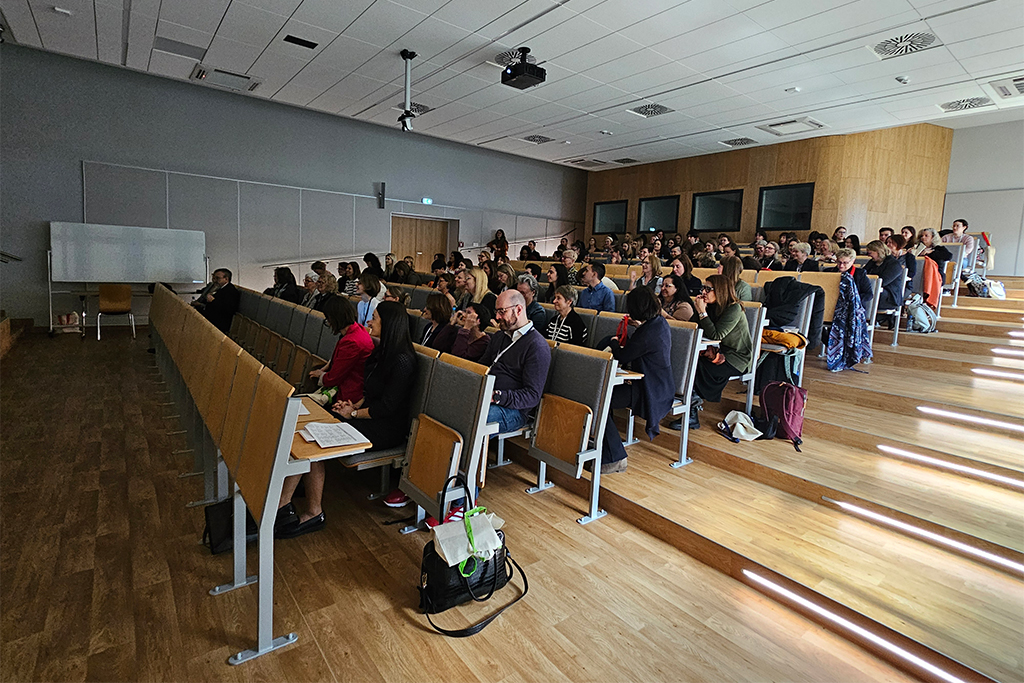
left=399, top=49, right=417, bottom=131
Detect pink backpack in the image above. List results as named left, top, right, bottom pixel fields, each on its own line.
left=760, top=381, right=806, bottom=451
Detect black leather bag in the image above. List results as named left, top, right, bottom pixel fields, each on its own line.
left=202, top=498, right=258, bottom=555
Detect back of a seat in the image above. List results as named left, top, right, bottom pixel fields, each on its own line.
left=738, top=302, right=765, bottom=374
left=161, top=302, right=188, bottom=362
left=591, top=311, right=624, bottom=349
left=302, top=311, right=325, bottom=354
left=910, top=257, right=925, bottom=295
left=197, top=338, right=242, bottom=431
left=98, top=284, right=132, bottom=314
left=692, top=267, right=717, bottom=281
left=666, top=320, right=702, bottom=396
left=611, top=276, right=631, bottom=291
left=545, top=345, right=614, bottom=449
left=218, top=353, right=263, bottom=471
left=184, top=325, right=225, bottom=397
left=254, top=295, right=271, bottom=326
left=273, top=301, right=295, bottom=336
left=756, top=270, right=796, bottom=286
left=796, top=272, right=840, bottom=323
left=426, top=354, right=495, bottom=479
left=407, top=309, right=429, bottom=343
left=537, top=302, right=558, bottom=330
left=533, top=394, right=592, bottom=466
left=403, top=415, right=463, bottom=519
left=409, top=287, right=430, bottom=310
left=575, top=307, right=599, bottom=344
left=864, top=274, right=882, bottom=325
left=264, top=331, right=282, bottom=367
left=612, top=290, right=627, bottom=313
left=740, top=270, right=757, bottom=284
left=149, top=285, right=169, bottom=330
left=317, top=326, right=337, bottom=361
left=238, top=288, right=259, bottom=319
left=287, top=345, right=311, bottom=388
left=408, top=350, right=437, bottom=426
left=287, top=307, right=307, bottom=346
left=275, top=338, right=295, bottom=377
left=235, top=369, right=296, bottom=524
left=748, top=286, right=765, bottom=303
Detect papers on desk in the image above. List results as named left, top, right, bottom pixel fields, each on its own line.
left=297, top=402, right=311, bottom=416
left=302, top=421, right=367, bottom=449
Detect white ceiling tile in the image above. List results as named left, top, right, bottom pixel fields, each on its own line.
left=549, top=32, right=643, bottom=73
left=528, top=73, right=601, bottom=101
left=609, top=62, right=705, bottom=97
left=510, top=14, right=605, bottom=61
left=581, top=48, right=673, bottom=84
left=430, top=0, right=523, bottom=33
left=326, top=72, right=394, bottom=102
left=273, top=82, right=328, bottom=105
left=926, top=0, right=1024, bottom=44
left=249, top=48, right=310, bottom=92
left=462, top=116, right=535, bottom=141
left=270, top=18, right=339, bottom=60
left=744, top=0, right=856, bottom=31
left=291, top=0, right=374, bottom=33
left=148, top=50, right=198, bottom=79
left=418, top=71, right=491, bottom=102
left=204, top=35, right=265, bottom=72
left=126, top=10, right=158, bottom=69
left=156, top=20, right=213, bottom=49
left=159, top=0, right=231, bottom=35
left=477, top=137, right=535, bottom=153
left=312, top=34, right=382, bottom=71
left=740, top=72, right=849, bottom=103
left=556, top=84, right=635, bottom=112
left=487, top=92, right=547, bottom=116
left=393, top=0, right=452, bottom=13
left=29, top=0, right=96, bottom=59
left=343, top=0, right=428, bottom=48
left=693, top=102, right=780, bottom=126
left=513, top=101, right=585, bottom=124
left=131, top=0, right=160, bottom=15
left=355, top=51, right=419, bottom=82
left=833, top=45, right=958, bottom=85
left=281, top=61, right=346, bottom=92
left=308, top=82, right=361, bottom=112
left=658, top=79, right=745, bottom=107
left=956, top=47, right=1024, bottom=79
left=552, top=113, right=615, bottom=135
left=217, top=3, right=288, bottom=48
left=244, top=0, right=303, bottom=15
left=680, top=34, right=793, bottom=76
left=454, top=83, right=519, bottom=108
left=95, top=1, right=124, bottom=64
left=383, top=16, right=471, bottom=62
left=653, top=14, right=765, bottom=62
left=435, top=109, right=500, bottom=133
left=3, top=0, right=42, bottom=47
left=944, top=28, right=1024, bottom=62
left=771, top=1, right=920, bottom=49
left=581, top=0, right=686, bottom=31
left=619, top=0, right=738, bottom=47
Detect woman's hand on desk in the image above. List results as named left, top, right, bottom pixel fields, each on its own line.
left=333, top=400, right=355, bottom=418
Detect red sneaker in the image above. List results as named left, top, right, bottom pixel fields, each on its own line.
left=425, top=516, right=440, bottom=528
left=383, top=489, right=410, bottom=508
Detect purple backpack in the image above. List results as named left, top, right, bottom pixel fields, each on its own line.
left=760, top=381, right=807, bottom=451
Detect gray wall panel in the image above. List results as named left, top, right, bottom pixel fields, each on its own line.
left=239, top=183, right=300, bottom=286
left=514, top=216, right=546, bottom=243
left=168, top=174, right=239, bottom=276
left=353, top=197, right=396, bottom=255
left=84, top=162, right=167, bottom=228
left=301, top=190, right=354, bottom=262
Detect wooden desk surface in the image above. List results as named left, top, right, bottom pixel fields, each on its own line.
left=291, top=400, right=372, bottom=460
left=296, top=396, right=331, bottom=423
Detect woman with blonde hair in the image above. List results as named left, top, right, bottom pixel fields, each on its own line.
left=493, top=263, right=517, bottom=294
left=718, top=255, right=752, bottom=302
left=629, top=252, right=663, bottom=293
left=863, top=240, right=903, bottom=322
left=464, top=266, right=497, bottom=313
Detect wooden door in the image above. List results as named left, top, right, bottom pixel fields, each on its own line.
left=391, top=216, right=449, bottom=274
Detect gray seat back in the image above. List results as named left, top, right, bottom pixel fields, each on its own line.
left=317, top=326, right=338, bottom=360
left=423, top=355, right=495, bottom=486
left=254, top=295, right=271, bottom=326
left=238, top=288, right=259, bottom=318
left=287, top=307, right=306, bottom=345
left=667, top=321, right=703, bottom=396
left=749, top=286, right=765, bottom=303
left=409, top=287, right=431, bottom=310
left=407, top=310, right=429, bottom=343
left=591, top=312, right=626, bottom=349
left=613, top=290, right=627, bottom=312
left=302, top=311, right=325, bottom=354
left=545, top=346, right=614, bottom=449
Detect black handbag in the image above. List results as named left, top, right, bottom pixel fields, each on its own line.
left=202, top=498, right=258, bottom=555
left=417, top=477, right=528, bottom=637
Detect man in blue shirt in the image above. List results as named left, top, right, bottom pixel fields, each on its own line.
left=577, top=262, right=615, bottom=313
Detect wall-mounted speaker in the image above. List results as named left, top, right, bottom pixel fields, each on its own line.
left=377, top=182, right=386, bottom=209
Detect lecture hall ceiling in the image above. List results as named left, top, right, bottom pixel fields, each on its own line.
left=2, top=0, right=1023, bottom=169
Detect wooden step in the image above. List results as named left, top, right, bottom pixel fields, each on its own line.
left=939, top=305, right=1024, bottom=324
left=874, top=329, right=1024, bottom=354
left=937, top=317, right=1024, bottom=335
left=953, top=296, right=1024, bottom=312
left=855, top=343, right=1024, bottom=374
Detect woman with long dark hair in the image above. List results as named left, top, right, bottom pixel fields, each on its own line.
left=543, top=263, right=570, bottom=303
left=265, top=267, right=304, bottom=304
left=363, top=252, right=384, bottom=278
left=844, top=235, right=861, bottom=255
left=659, top=274, right=695, bottom=322
left=486, top=229, right=509, bottom=259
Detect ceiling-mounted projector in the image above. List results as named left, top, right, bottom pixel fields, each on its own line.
left=502, top=47, right=545, bottom=90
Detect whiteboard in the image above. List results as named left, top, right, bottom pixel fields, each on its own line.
left=50, top=222, right=206, bottom=283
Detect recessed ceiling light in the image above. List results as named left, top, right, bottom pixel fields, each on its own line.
left=599, top=130, right=614, bottom=136
left=52, top=6, right=72, bottom=15
left=784, top=86, right=801, bottom=93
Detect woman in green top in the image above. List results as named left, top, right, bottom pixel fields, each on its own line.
left=718, top=255, right=752, bottom=302
left=693, top=274, right=753, bottom=403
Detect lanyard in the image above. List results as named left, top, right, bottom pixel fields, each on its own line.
left=490, top=322, right=532, bottom=366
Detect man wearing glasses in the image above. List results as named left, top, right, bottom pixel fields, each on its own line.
left=478, top=290, right=552, bottom=433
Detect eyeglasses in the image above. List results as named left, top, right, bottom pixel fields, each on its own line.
left=494, top=305, right=518, bottom=315
left=701, top=286, right=713, bottom=293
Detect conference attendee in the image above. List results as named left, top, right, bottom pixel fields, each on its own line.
left=525, top=263, right=542, bottom=280
left=519, top=245, right=533, bottom=261
left=403, top=255, right=415, bottom=269
left=691, top=275, right=752, bottom=425
left=191, top=268, right=239, bottom=333
left=493, top=263, right=517, bottom=294
left=669, top=254, right=702, bottom=296
left=844, top=235, right=861, bottom=255
left=434, top=272, right=456, bottom=307
left=832, top=226, right=847, bottom=243
left=526, top=240, right=542, bottom=260
left=720, top=241, right=740, bottom=260
left=419, top=293, right=451, bottom=349
left=760, top=242, right=783, bottom=270
left=477, top=250, right=492, bottom=267
left=428, top=259, right=447, bottom=287
left=749, top=229, right=768, bottom=248
left=544, top=263, right=571, bottom=303
left=816, top=239, right=840, bottom=264
left=561, top=249, right=582, bottom=285
left=600, top=287, right=673, bottom=474
left=464, top=266, right=497, bottom=314
left=449, top=303, right=492, bottom=361
left=383, top=285, right=410, bottom=307
left=382, top=253, right=397, bottom=281
left=901, top=226, right=917, bottom=251
left=480, top=259, right=497, bottom=290
left=342, top=263, right=361, bottom=296
left=356, top=272, right=381, bottom=327
left=264, top=267, right=304, bottom=304
left=878, top=227, right=894, bottom=242
left=886, top=234, right=916, bottom=287
left=827, top=248, right=873, bottom=304
left=336, top=262, right=350, bottom=294
left=300, top=272, right=320, bottom=308
left=660, top=273, right=695, bottom=322
left=783, top=242, right=819, bottom=272
left=363, top=253, right=384, bottom=278
left=864, top=240, right=904, bottom=327
left=577, top=262, right=615, bottom=313
left=544, top=285, right=588, bottom=346
left=276, top=297, right=374, bottom=537
left=942, top=218, right=975, bottom=268
left=516, top=273, right=547, bottom=330
left=311, top=273, right=337, bottom=312
left=918, top=228, right=952, bottom=282
left=719, top=255, right=753, bottom=301
left=629, top=253, right=663, bottom=294
left=487, top=229, right=509, bottom=259
left=311, top=261, right=338, bottom=294
left=478, top=290, right=552, bottom=433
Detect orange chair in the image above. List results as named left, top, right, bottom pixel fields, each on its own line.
left=96, top=284, right=135, bottom=340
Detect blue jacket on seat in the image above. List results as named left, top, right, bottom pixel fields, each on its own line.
left=608, top=315, right=674, bottom=439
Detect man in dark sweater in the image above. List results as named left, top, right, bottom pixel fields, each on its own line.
left=191, top=268, right=239, bottom=334
left=478, top=290, right=552, bottom=433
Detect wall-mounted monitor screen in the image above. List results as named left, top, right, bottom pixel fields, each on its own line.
left=758, top=183, right=814, bottom=231
left=691, top=189, right=743, bottom=232
left=638, top=195, right=680, bottom=234
left=593, top=200, right=628, bottom=234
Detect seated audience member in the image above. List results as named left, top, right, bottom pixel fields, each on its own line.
left=477, top=250, right=492, bottom=267
left=545, top=285, right=588, bottom=346
left=816, top=239, right=840, bottom=264
left=191, top=268, right=239, bottom=333
left=429, top=259, right=447, bottom=286
left=826, top=248, right=873, bottom=304
left=760, top=241, right=783, bottom=270
left=356, top=272, right=381, bottom=326
left=878, top=227, right=894, bottom=241
left=434, top=302, right=492, bottom=361
left=300, top=272, right=320, bottom=308
left=264, top=267, right=304, bottom=304
left=629, top=253, right=663, bottom=294
left=516, top=273, right=547, bottom=330
left=784, top=242, right=819, bottom=272
left=448, top=251, right=464, bottom=270
left=669, top=253, right=702, bottom=296
left=886, top=234, right=916, bottom=287
left=544, top=263, right=571, bottom=303
left=493, top=263, right=517, bottom=294
left=434, top=272, right=456, bottom=307
left=749, top=229, right=768, bottom=248
left=741, top=256, right=762, bottom=273
left=720, top=241, right=740, bottom=260
left=917, top=228, right=952, bottom=282
left=343, top=263, right=361, bottom=296
left=403, top=255, right=415, bottom=269
left=600, top=287, right=673, bottom=474
left=942, top=218, right=975, bottom=268
left=660, top=273, right=695, bottom=322
left=363, top=252, right=385, bottom=278
left=312, top=273, right=337, bottom=312
left=336, top=262, right=349, bottom=294
left=864, top=240, right=904, bottom=327
left=463, top=266, right=498, bottom=314
left=561, top=249, right=582, bottom=285
left=383, top=284, right=410, bottom=307
left=844, top=235, right=861, bottom=255
left=519, top=245, right=533, bottom=261
left=390, top=260, right=413, bottom=284
left=311, top=261, right=338, bottom=294
left=901, top=226, right=918, bottom=251
left=525, top=263, right=543, bottom=280
left=382, top=253, right=397, bottom=281
left=719, top=255, right=753, bottom=301
left=609, top=249, right=623, bottom=264
left=480, top=259, right=496, bottom=289
left=418, top=292, right=451, bottom=349
left=690, top=274, right=752, bottom=427
left=478, top=290, right=552, bottom=433
left=578, top=262, right=615, bottom=313
left=276, top=297, right=376, bottom=538
left=832, top=226, right=847, bottom=243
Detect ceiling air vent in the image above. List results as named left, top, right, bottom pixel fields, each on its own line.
left=938, top=97, right=994, bottom=112
left=628, top=103, right=674, bottom=118
left=756, top=117, right=826, bottom=136
left=392, top=102, right=433, bottom=115
left=493, top=50, right=537, bottom=67
left=612, top=158, right=639, bottom=164
left=521, top=134, right=555, bottom=144
left=719, top=137, right=758, bottom=147
left=870, top=32, right=939, bottom=60
left=283, top=34, right=318, bottom=49
left=989, top=75, right=1024, bottom=100
left=189, top=63, right=261, bottom=92
left=566, top=158, right=609, bottom=168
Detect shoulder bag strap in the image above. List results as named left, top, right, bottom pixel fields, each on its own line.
left=425, top=552, right=529, bottom=638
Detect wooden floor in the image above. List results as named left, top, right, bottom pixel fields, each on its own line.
left=1, top=330, right=919, bottom=683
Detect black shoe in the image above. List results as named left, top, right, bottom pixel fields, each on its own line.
left=147, top=348, right=156, bottom=353
left=275, top=512, right=324, bottom=539
left=668, top=419, right=683, bottom=430
left=689, top=404, right=701, bottom=430
left=275, top=502, right=297, bottom=531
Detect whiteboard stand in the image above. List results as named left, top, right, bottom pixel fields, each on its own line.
left=47, top=249, right=87, bottom=339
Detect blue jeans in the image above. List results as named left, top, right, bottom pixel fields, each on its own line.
left=488, top=404, right=526, bottom=434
